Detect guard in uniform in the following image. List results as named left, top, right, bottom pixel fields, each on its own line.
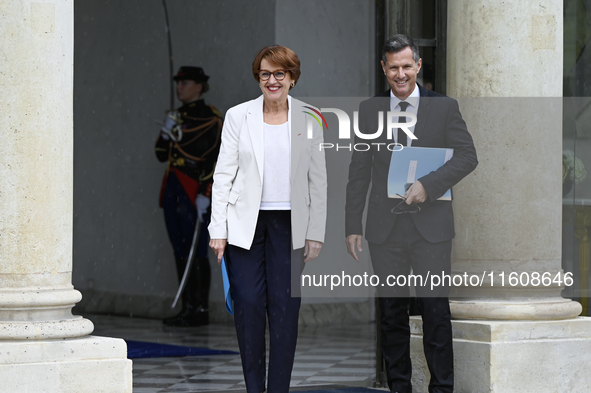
left=155, top=66, right=222, bottom=327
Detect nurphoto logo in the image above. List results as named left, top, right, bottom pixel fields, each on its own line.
left=303, top=107, right=418, bottom=151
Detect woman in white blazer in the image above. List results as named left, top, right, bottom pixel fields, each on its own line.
left=208, top=45, right=327, bottom=393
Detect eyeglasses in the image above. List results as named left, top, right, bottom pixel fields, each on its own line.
left=391, top=194, right=421, bottom=214
left=258, top=69, right=288, bottom=81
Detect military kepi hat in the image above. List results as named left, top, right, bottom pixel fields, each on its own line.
left=173, top=66, right=209, bottom=83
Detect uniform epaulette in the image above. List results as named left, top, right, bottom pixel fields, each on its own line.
left=208, top=104, right=223, bottom=118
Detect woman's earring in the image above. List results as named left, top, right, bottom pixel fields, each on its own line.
left=290, top=81, right=295, bottom=87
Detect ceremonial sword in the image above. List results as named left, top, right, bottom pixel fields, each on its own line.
left=172, top=213, right=202, bottom=309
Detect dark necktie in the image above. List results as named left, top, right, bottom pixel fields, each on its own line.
left=398, top=101, right=410, bottom=147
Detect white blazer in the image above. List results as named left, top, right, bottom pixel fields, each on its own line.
left=208, top=95, right=327, bottom=250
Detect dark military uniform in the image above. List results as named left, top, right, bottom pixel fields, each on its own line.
left=156, top=95, right=222, bottom=326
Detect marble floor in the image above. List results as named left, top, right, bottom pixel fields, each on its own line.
left=88, top=314, right=382, bottom=393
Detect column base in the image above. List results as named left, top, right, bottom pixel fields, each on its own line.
left=0, top=316, right=94, bottom=340
left=0, top=335, right=132, bottom=393
left=0, top=286, right=95, bottom=339
left=450, top=298, right=582, bottom=320
left=410, top=316, right=591, bottom=393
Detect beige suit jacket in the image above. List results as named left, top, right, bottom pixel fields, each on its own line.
left=208, top=95, right=327, bottom=250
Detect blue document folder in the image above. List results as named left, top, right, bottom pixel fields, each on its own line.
left=221, top=256, right=233, bottom=315
left=388, top=146, right=454, bottom=200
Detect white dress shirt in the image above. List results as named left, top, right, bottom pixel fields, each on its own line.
left=260, top=121, right=291, bottom=210
left=389, top=83, right=420, bottom=147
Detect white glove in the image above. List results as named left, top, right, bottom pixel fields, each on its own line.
left=196, top=194, right=210, bottom=221
left=160, top=111, right=182, bottom=141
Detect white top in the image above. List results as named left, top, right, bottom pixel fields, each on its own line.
left=260, top=121, right=291, bottom=210
left=390, top=84, right=421, bottom=147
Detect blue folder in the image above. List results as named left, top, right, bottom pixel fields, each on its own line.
left=387, top=146, right=454, bottom=200
left=221, top=256, right=233, bottom=315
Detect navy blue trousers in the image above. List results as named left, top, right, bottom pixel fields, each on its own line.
left=226, top=210, right=303, bottom=393
left=161, top=171, right=209, bottom=261
left=161, top=171, right=211, bottom=309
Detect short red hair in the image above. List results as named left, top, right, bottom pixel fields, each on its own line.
left=252, top=45, right=301, bottom=89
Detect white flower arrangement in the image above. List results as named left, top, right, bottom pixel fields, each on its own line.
left=563, top=150, right=587, bottom=184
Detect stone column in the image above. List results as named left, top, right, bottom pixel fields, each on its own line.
left=0, top=1, right=131, bottom=391
left=447, top=0, right=578, bottom=322
left=408, top=1, right=591, bottom=392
